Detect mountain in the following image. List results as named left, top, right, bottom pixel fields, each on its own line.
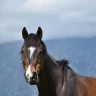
left=0, top=38, right=96, bottom=96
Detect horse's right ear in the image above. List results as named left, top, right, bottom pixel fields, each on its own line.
left=22, top=27, right=28, bottom=39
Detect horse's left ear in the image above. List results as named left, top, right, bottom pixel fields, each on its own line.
left=36, top=27, right=43, bottom=40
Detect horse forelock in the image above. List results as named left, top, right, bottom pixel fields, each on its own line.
left=24, top=33, right=39, bottom=47
left=22, top=33, right=47, bottom=52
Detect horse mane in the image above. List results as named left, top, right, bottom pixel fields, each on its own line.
left=56, top=59, right=69, bottom=85
left=56, top=59, right=69, bottom=67
left=41, top=40, right=47, bottom=53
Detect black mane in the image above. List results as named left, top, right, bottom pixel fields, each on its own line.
left=56, top=59, right=69, bottom=67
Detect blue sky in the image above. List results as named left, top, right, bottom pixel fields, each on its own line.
left=0, top=0, right=96, bottom=43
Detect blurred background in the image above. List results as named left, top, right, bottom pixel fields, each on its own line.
left=0, top=0, right=96, bottom=96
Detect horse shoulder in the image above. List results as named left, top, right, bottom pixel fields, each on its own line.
left=76, top=75, right=96, bottom=96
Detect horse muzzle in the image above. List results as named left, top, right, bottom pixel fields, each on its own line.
left=24, top=72, right=39, bottom=85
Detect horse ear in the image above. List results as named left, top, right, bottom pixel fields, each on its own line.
left=22, top=27, right=28, bottom=39
left=36, top=27, right=43, bottom=40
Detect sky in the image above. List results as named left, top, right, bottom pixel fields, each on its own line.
left=0, top=0, right=96, bottom=43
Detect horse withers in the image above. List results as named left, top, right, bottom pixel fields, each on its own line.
left=20, top=27, right=96, bottom=96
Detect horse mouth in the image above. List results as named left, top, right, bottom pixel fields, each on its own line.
left=24, top=74, right=39, bottom=85
left=29, top=78, right=39, bottom=85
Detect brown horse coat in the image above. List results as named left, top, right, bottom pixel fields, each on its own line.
left=76, top=75, right=96, bottom=96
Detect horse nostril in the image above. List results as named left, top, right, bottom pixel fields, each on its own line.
left=33, top=72, right=36, bottom=76
left=32, top=72, right=37, bottom=79
left=27, top=74, right=29, bottom=77
left=33, top=72, right=36, bottom=75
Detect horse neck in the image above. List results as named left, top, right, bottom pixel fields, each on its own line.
left=60, top=66, right=77, bottom=96
left=37, top=53, right=61, bottom=96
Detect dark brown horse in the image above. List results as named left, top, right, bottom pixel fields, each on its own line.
left=20, top=27, right=96, bottom=96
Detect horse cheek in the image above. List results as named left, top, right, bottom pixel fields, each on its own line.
left=22, top=54, right=28, bottom=71
left=36, top=64, right=41, bottom=73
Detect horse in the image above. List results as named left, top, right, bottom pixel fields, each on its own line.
left=20, top=27, right=96, bottom=96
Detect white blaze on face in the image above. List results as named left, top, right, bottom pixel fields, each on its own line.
left=26, top=47, right=36, bottom=80
left=28, top=47, right=36, bottom=59
left=26, top=65, right=33, bottom=80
